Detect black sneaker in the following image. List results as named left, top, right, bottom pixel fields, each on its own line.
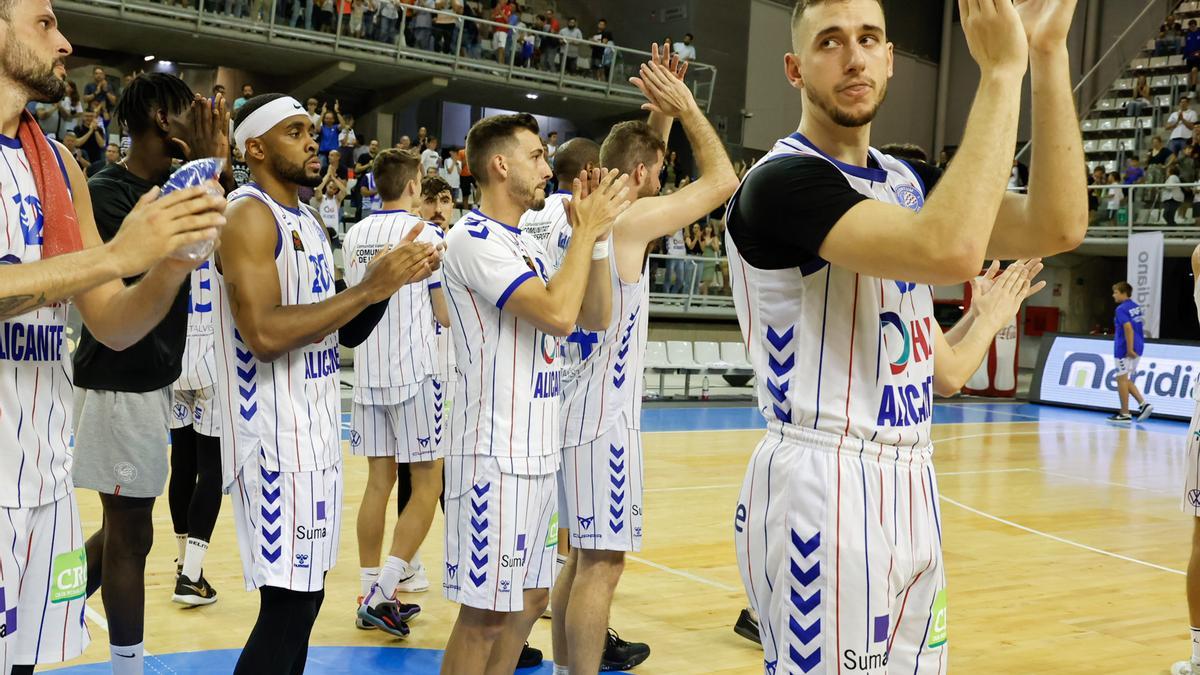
left=734, top=608, right=761, bottom=645
left=1137, top=403, right=1154, bottom=421
left=172, top=573, right=217, bottom=607
left=517, top=643, right=543, bottom=669
left=600, top=628, right=650, bottom=671
left=355, top=600, right=416, bottom=638
left=1107, top=413, right=1132, bottom=423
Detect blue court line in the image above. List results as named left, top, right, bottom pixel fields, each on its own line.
left=53, top=646, right=605, bottom=674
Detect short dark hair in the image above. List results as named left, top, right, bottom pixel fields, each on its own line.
left=115, top=73, right=195, bottom=137
left=421, top=175, right=453, bottom=201
left=466, top=113, right=540, bottom=186
left=599, top=121, right=667, bottom=176
left=792, top=0, right=884, bottom=26
left=373, top=148, right=422, bottom=201
left=554, top=137, right=600, bottom=184
left=684, top=32, right=694, bottom=40
left=1114, top=281, right=1133, bottom=296
left=879, top=143, right=928, bottom=163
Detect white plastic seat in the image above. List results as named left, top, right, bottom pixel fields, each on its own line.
left=666, top=341, right=703, bottom=371
left=693, top=341, right=730, bottom=372
left=721, top=342, right=753, bottom=370
left=644, top=341, right=670, bottom=370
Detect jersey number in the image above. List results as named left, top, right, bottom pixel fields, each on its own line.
left=309, top=253, right=333, bottom=294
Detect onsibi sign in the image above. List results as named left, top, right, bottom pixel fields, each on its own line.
left=1030, top=333, right=1200, bottom=420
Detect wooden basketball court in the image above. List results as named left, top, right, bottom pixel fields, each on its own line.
left=44, top=402, right=1194, bottom=673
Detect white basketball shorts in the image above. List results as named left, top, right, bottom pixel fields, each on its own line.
left=350, top=377, right=443, bottom=463
left=735, top=423, right=947, bottom=675
left=1182, top=400, right=1200, bottom=515
left=231, top=457, right=342, bottom=592
left=0, top=492, right=90, bottom=670
left=1115, top=356, right=1140, bottom=378
left=443, top=455, right=558, bottom=613
left=169, top=386, right=220, bottom=437
left=558, top=413, right=644, bottom=552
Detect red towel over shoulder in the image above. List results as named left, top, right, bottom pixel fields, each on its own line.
left=17, top=109, right=82, bottom=258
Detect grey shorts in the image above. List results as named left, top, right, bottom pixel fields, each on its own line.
left=72, top=387, right=171, bottom=498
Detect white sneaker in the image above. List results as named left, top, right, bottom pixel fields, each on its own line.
left=1137, top=403, right=1154, bottom=421
left=1171, top=659, right=1200, bottom=675
left=395, top=564, right=430, bottom=593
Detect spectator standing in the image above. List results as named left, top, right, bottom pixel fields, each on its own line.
left=665, top=227, right=687, bottom=294
left=1159, top=14, right=1184, bottom=56
left=314, top=168, right=349, bottom=245
left=1088, top=165, right=1104, bottom=222
left=350, top=0, right=367, bottom=37
left=440, top=148, right=462, bottom=204
left=1168, top=97, right=1198, bottom=156
left=305, top=97, right=321, bottom=127
left=339, top=113, right=358, bottom=152
left=1178, top=144, right=1197, bottom=220
left=1187, top=19, right=1200, bottom=71
left=546, top=130, right=558, bottom=167
left=318, top=101, right=348, bottom=167
left=420, top=137, right=441, bottom=173
left=58, top=79, right=84, bottom=139
left=362, top=0, right=378, bottom=39
left=433, top=0, right=460, bottom=53
left=83, top=66, right=118, bottom=112
left=1146, top=135, right=1174, bottom=185
left=590, top=19, right=612, bottom=79
left=490, top=0, right=513, bottom=63
left=457, top=146, right=473, bottom=207
left=1164, top=165, right=1185, bottom=226
left=1124, top=157, right=1146, bottom=185
left=355, top=138, right=380, bottom=168
left=415, top=125, right=429, bottom=150
left=377, top=0, right=399, bottom=43
left=673, top=33, right=696, bottom=62
left=1105, top=172, right=1125, bottom=224
left=412, top=0, right=435, bottom=49
left=699, top=222, right=720, bottom=296
left=560, top=16, right=583, bottom=74
left=233, top=83, right=254, bottom=110
left=289, top=0, right=313, bottom=29
left=87, top=143, right=121, bottom=178
left=73, top=109, right=107, bottom=163
left=936, top=149, right=951, bottom=170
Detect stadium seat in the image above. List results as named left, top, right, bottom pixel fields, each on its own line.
left=644, top=340, right=671, bottom=397
left=720, top=342, right=752, bottom=370
left=693, top=341, right=730, bottom=372
left=667, top=340, right=703, bottom=396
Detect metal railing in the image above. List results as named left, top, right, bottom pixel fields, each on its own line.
left=63, top=0, right=717, bottom=110
left=646, top=253, right=734, bottom=314
left=1084, top=180, right=1200, bottom=239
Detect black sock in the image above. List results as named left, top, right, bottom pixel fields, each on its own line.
left=188, top=434, right=223, bottom=542
left=96, top=494, right=156, bottom=646
left=168, top=426, right=198, bottom=537
left=235, top=586, right=323, bottom=675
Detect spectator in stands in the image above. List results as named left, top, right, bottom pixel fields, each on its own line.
left=305, top=97, right=320, bottom=127
left=396, top=134, right=413, bottom=150
left=314, top=170, right=348, bottom=246
left=339, top=113, right=358, bottom=152
left=409, top=0, right=433, bottom=49
left=60, top=131, right=89, bottom=172
left=560, top=16, right=583, bottom=74
left=289, top=0, right=313, bottom=29
left=354, top=138, right=379, bottom=168
left=433, top=0, right=460, bottom=53
left=326, top=148, right=349, bottom=182
left=489, top=0, right=513, bottom=63
left=457, top=146, right=473, bottom=207
left=936, top=149, right=951, bottom=170
left=73, top=109, right=107, bottom=163
left=58, top=79, right=83, bottom=139
left=1126, top=75, right=1153, bottom=118
left=661, top=150, right=679, bottom=189
left=420, top=137, right=441, bottom=174
left=440, top=147, right=462, bottom=204
left=362, top=0, right=378, bottom=40
left=699, top=222, right=721, bottom=296
left=458, top=0, right=483, bottom=58
left=318, top=101, right=348, bottom=168
left=83, top=66, right=118, bottom=112
left=539, top=14, right=562, bottom=70
left=1146, top=135, right=1174, bottom=185
left=1159, top=14, right=1184, bottom=56
left=87, top=143, right=121, bottom=178
left=233, top=83, right=253, bottom=110
left=590, top=18, right=612, bottom=80
left=349, top=0, right=366, bottom=38
left=878, top=142, right=929, bottom=163
left=1088, top=165, right=1104, bottom=223
left=1168, top=96, right=1198, bottom=156
left=1187, top=19, right=1200, bottom=71
left=546, top=130, right=558, bottom=167
left=1177, top=144, right=1197, bottom=220
left=665, top=227, right=687, bottom=294
left=314, top=0, right=335, bottom=32
left=1124, top=157, right=1146, bottom=185
left=415, top=125, right=430, bottom=150
left=673, top=33, right=696, bottom=62
left=1165, top=165, right=1185, bottom=225
left=377, top=0, right=398, bottom=43
left=1105, top=172, right=1125, bottom=225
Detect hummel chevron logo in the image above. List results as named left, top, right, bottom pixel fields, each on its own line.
left=766, top=325, right=794, bottom=351
left=789, top=646, right=821, bottom=673
left=791, top=531, right=820, bottom=558
left=790, top=616, right=820, bottom=645
left=791, top=588, right=820, bottom=616
left=261, top=525, right=281, bottom=545
left=790, top=560, right=819, bottom=586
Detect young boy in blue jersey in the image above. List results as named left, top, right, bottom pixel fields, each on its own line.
left=1109, top=281, right=1152, bottom=422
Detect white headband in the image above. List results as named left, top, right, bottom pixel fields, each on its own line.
left=234, top=96, right=307, bottom=153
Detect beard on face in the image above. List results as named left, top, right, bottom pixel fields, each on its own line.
left=805, top=79, right=888, bottom=129
left=3, top=30, right=66, bottom=104
left=512, top=171, right=546, bottom=211
left=269, top=151, right=322, bottom=188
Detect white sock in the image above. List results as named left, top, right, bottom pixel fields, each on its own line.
left=369, top=556, right=410, bottom=608
left=553, top=664, right=570, bottom=675
left=410, top=551, right=422, bottom=571
left=175, top=534, right=187, bottom=565
left=1191, top=626, right=1200, bottom=663
left=360, top=567, right=380, bottom=598
left=181, top=537, right=209, bottom=583
left=110, top=642, right=144, bottom=675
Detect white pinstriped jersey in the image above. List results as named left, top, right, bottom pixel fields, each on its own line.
left=213, top=184, right=341, bottom=489
left=442, top=209, right=561, bottom=475
left=433, top=318, right=456, bottom=381
left=342, top=210, right=442, bottom=405
left=175, top=259, right=217, bottom=391
left=538, top=205, right=648, bottom=446
left=518, top=190, right=570, bottom=244
left=0, top=136, right=74, bottom=508
left=726, top=134, right=936, bottom=447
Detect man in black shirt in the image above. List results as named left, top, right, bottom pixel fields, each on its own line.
left=86, top=142, right=120, bottom=177
left=72, top=108, right=106, bottom=162
left=72, top=73, right=231, bottom=674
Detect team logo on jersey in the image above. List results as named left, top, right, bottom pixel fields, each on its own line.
left=577, top=516, right=594, bottom=530
left=540, top=334, right=558, bottom=365
left=174, top=403, right=190, bottom=422
left=927, top=589, right=948, bottom=648
left=294, top=553, right=310, bottom=568
left=350, top=430, right=362, bottom=447
left=292, top=230, right=305, bottom=251
left=894, top=183, right=924, bottom=212
left=114, top=462, right=138, bottom=483
left=51, top=548, right=87, bottom=604
left=445, top=563, right=458, bottom=580
left=1190, top=489, right=1200, bottom=508
left=499, top=580, right=511, bottom=592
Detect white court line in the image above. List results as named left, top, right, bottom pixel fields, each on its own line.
left=84, top=606, right=158, bottom=658
left=1034, top=467, right=1172, bottom=494
left=626, top=555, right=742, bottom=592
left=940, top=495, right=1185, bottom=576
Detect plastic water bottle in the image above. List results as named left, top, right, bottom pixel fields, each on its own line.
left=701, top=375, right=710, bottom=401
left=161, top=157, right=225, bottom=262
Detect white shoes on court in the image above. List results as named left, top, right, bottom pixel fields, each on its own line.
left=1172, top=659, right=1200, bottom=675
left=396, top=564, right=430, bottom=593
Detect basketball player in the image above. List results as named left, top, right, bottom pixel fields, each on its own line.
left=214, top=93, right=441, bottom=675
left=1107, top=281, right=1151, bottom=423
left=346, top=148, right=449, bottom=637
left=167, top=253, right=223, bottom=608
left=72, top=76, right=230, bottom=675
left=439, top=112, right=630, bottom=675
left=0, top=3, right=226, bottom=673
left=726, top=1, right=1086, bottom=673
left=1172, top=244, right=1200, bottom=675
left=534, top=43, right=740, bottom=674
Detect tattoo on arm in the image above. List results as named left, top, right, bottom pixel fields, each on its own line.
left=0, top=292, right=49, bottom=321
